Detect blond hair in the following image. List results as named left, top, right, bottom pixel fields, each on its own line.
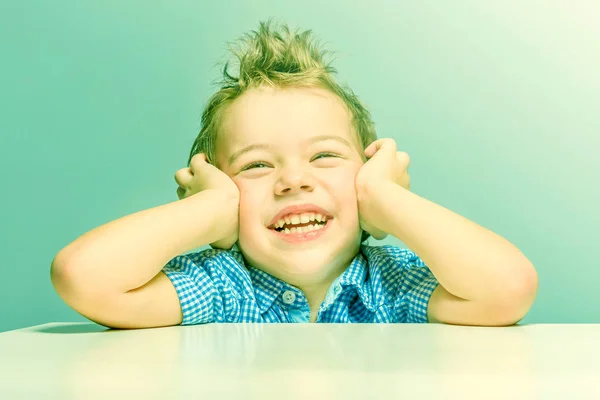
left=188, top=19, right=377, bottom=243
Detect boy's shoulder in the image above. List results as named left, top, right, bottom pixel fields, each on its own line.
left=359, top=244, right=434, bottom=303
left=166, top=245, right=246, bottom=273
left=360, top=244, right=427, bottom=270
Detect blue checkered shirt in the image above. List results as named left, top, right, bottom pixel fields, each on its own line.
left=162, top=244, right=439, bottom=324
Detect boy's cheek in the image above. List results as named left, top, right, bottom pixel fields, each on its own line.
left=235, top=181, right=260, bottom=199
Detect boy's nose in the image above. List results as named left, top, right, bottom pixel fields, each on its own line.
left=274, top=171, right=316, bottom=194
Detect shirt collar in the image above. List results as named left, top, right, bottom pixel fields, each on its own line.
left=249, top=267, right=303, bottom=313
left=332, top=245, right=378, bottom=311
left=231, top=243, right=378, bottom=313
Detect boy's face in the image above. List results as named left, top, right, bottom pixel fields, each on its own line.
left=216, top=85, right=365, bottom=286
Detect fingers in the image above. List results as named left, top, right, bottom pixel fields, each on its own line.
left=189, top=153, right=208, bottom=174
left=176, top=186, right=186, bottom=200
left=396, top=151, right=411, bottom=190
left=402, top=172, right=411, bottom=191
left=175, top=163, right=195, bottom=199
left=365, top=138, right=397, bottom=158
left=175, top=153, right=206, bottom=199
left=396, top=151, right=410, bottom=169
left=174, top=167, right=192, bottom=187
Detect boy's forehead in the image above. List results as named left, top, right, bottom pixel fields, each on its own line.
left=222, top=86, right=354, bottom=148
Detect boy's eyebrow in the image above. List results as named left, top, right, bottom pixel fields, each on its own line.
left=228, top=135, right=352, bottom=165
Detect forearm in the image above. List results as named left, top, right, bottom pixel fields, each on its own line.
left=51, top=189, right=238, bottom=294
left=363, top=181, right=537, bottom=302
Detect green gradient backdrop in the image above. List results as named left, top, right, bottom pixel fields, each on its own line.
left=1, top=1, right=598, bottom=332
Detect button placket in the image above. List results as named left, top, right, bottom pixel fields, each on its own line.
left=322, top=283, right=343, bottom=311
left=282, top=290, right=296, bottom=305
left=334, top=284, right=342, bottom=295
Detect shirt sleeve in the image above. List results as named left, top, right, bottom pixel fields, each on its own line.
left=393, top=250, right=440, bottom=323
left=161, top=251, right=241, bottom=325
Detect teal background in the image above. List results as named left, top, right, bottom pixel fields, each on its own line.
left=1, top=1, right=598, bottom=332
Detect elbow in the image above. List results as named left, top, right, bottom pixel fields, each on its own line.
left=513, top=261, right=539, bottom=308
left=496, top=263, right=539, bottom=326
left=50, top=254, right=75, bottom=301
left=50, top=253, right=93, bottom=302
left=50, top=257, right=91, bottom=323
left=51, top=256, right=90, bottom=316
left=50, top=256, right=122, bottom=329
left=51, top=250, right=123, bottom=298
left=50, top=249, right=88, bottom=298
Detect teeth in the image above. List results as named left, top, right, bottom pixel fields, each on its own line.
left=282, top=222, right=327, bottom=234
left=273, top=213, right=327, bottom=229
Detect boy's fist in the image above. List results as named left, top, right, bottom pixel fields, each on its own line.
left=175, top=153, right=239, bottom=200
left=174, top=153, right=240, bottom=250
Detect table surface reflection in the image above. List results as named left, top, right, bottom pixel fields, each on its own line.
left=1, top=322, right=599, bottom=399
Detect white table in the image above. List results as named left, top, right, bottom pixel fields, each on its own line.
left=1, top=323, right=599, bottom=399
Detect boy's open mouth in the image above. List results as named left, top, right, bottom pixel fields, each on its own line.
left=268, top=218, right=333, bottom=242
left=271, top=220, right=327, bottom=232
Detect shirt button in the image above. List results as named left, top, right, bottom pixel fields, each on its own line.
left=282, top=290, right=296, bottom=304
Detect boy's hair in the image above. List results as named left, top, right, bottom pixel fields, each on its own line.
left=187, top=19, right=377, bottom=243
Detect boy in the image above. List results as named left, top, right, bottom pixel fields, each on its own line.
left=51, top=20, right=538, bottom=328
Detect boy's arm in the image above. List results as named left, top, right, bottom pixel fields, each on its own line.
left=50, top=189, right=239, bottom=329
left=365, top=181, right=538, bottom=326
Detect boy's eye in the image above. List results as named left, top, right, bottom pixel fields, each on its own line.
left=243, top=153, right=338, bottom=170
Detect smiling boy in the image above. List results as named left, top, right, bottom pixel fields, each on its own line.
left=218, top=86, right=368, bottom=322
left=51, top=20, right=538, bottom=328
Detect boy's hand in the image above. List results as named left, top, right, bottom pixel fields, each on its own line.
left=175, top=153, right=239, bottom=200
left=355, top=138, right=411, bottom=241
left=174, top=153, right=240, bottom=249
